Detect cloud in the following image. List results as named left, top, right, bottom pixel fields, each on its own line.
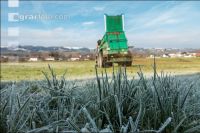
left=1, top=27, right=102, bottom=48
left=164, top=19, right=179, bottom=24
left=143, top=14, right=177, bottom=27
left=127, top=29, right=200, bottom=48
left=82, top=21, right=95, bottom=26
left=126, top=2, right=192, bottom=32
left=53, top=27, right=64, bottom=32
left=93, top=6, right=105, bottom=11
left=1, top=1, right=200, bottom=49
left=2, top=25, right=199, bottom=49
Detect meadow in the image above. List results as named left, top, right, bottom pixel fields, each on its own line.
left=0, top=64, right=200, bottom=133
left=1, top=57, right=200, bottom=81
left=1, top=57, right=200, bottom=132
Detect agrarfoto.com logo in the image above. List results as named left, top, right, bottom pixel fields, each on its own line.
left=8, top=13, right=70, bottom=21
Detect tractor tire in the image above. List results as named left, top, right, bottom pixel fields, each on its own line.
left=118, top=62, right=124, bottom=67
left=102, top=62, right=113, bottom=68
left=118, top=61, right=132, bottom=67
left=126, top=61, right=132, bottom=67
left=106, top=62, right=113, bottom=67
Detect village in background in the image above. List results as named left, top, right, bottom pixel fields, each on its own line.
left=1, top=45, right=200, bottom=62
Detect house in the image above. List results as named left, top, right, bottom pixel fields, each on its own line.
left=149, top=55, right=154, bottom=58
left=149, top=55, right=160, bottom=58
left=188, top=53, right=196, bottom=57
left=181, top=52, right=196, bottom=58
left=184, top=55, right=193, bottom=58
left=69, top=53, right=81, bottom=61
left=194, top=50, right=200, bottom=57
left=162, top=54, right=170, bottom=58
left=196, top=53, right=200, bottom=57
left=168, top=53, right=176, bottom=58
left=70, top=57, right=80, bottom=61
left=45, top=57, right=55, bottom=61
left=0, top=56, right=8, bottom=62
left=58, top=58, right=63, bottom=61
left=166, top=52, right=196, bottom=58
left=29, top=57, right=38, bottom=61
left=80, top=54, right=92, bottom=61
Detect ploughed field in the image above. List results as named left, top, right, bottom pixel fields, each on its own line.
left=1, top=58, right=200, bottom=81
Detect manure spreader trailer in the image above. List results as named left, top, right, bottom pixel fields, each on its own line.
left=96, top=14, right=132, bottom=68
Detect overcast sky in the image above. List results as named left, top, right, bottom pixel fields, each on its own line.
left=1, top=1, right=200, bottom=48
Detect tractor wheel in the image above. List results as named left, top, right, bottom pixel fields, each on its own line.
left=118, top=62, right=123, bottom=67
left=102, top=62, right=112, bottom=68
left=107, top=62, right=113, bottom=67
left=118, top=62, right=132, bottom=67
left=126, top=61, right=132, bottom=67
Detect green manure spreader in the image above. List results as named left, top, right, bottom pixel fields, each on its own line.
left=96, top=14, right=132, bottom=68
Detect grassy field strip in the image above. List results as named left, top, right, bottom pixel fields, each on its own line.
left=1, top=58, right=200, bottom=81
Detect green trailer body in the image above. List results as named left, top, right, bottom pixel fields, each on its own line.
left=96, top=14, right=132, bottom=67
left=105, top=15, right=123, bottom=32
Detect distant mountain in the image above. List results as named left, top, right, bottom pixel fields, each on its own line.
left=1, top=45, right=199, bottom=55
left=1, top=45, right=91, bottom=53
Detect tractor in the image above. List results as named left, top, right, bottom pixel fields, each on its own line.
left=96, top=14, right=132, bottom=68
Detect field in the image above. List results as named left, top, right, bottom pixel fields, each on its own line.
left=1, top=58, right=200, bottom=81
left=0, top=64, right=200, bottom=132
left=1, top=57, right=200, bottom=132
